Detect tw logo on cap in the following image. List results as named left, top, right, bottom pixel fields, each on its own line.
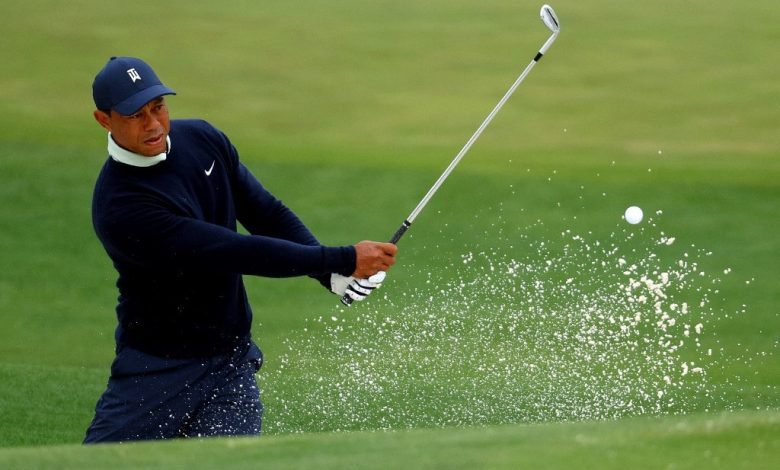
left=93, top=57, right=176, bottom=114
left=127, top=68, right=142, bottom=83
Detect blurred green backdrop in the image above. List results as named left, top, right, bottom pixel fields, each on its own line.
left=0, top=0, right=777, bottom=453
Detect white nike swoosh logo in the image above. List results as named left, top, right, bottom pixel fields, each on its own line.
left=205, top=160, right=215, bottom=176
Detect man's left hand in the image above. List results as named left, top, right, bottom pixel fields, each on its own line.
left=330, top=272, right=386, bottom=302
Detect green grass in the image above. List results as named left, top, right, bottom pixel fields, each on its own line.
left=0, top=0, right=778, bottom=466
left=0, top=410, right=777, bottom=469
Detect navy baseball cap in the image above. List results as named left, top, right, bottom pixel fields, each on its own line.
left=92, top=56, right=176, bottom=115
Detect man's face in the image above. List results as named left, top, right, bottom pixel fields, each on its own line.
left=93, top=97, right=171, bottom=156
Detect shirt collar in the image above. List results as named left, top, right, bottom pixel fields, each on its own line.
left=107, top=133, right=171, bottom=168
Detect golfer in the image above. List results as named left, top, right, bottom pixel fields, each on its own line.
left=84, top=56, right=397, bottom=443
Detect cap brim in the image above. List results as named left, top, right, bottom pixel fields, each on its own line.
left=113, top=85, right=176, bottom=115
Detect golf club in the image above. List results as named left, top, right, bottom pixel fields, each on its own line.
left=343, top=4, right=561, bottom=305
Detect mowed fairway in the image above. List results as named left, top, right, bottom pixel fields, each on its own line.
left=0, top=0, right=777, bottom=468
left=0, top=410, right=777, bottom=469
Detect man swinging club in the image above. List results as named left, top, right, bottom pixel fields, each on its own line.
left=84, top=56, right=397, bottom=443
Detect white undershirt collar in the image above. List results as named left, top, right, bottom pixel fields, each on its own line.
left=108, top=133, right=171, bottom=168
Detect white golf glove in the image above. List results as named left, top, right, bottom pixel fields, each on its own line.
left=330, top=271, right=386, bottom=302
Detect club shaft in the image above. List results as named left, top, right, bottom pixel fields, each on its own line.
left=398, top=32, right=559, bottom=239
left=342, top=28, right=559, bottom=306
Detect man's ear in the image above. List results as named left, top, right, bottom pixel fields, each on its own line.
left=93, top=110, right=112, bottom=132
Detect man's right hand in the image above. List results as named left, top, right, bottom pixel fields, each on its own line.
left=352, top=241, right=397, bottom=278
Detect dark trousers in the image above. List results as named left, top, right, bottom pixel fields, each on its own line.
left=84, top=341, right=263, bottom=443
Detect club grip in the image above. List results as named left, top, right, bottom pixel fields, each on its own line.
left=341, top=220, right=411, bottom=305
left=389, top=220, right=411, bottom=244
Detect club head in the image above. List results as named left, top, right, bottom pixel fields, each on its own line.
left=540, top=4, right=560, bottom=34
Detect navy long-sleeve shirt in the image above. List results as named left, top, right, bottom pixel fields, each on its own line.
left=92, top=119, right=355, bottom=358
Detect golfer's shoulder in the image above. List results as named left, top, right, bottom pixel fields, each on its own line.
left=170, top=119, right=230, bottom=149
left=171, top=118, right=216, bottom=132
left=171, top=119, right=227, bottom=142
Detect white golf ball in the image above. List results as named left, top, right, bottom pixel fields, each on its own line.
left=624, top=206, right=643, bottom=225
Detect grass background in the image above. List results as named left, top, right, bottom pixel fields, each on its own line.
left=0, top=0, right=777, bottom=467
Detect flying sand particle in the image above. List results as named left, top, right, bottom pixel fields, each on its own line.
left=263, top=214, right=744, bottom=434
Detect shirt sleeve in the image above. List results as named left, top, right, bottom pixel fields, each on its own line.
left=232, top=162, right=321, bottom=246
left=221, top=132, right=342, bottom=287
left=95, top=193, right=356, bottom=278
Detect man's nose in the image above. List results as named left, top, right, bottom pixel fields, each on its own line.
left=142, top=111, right=160, bottom=130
